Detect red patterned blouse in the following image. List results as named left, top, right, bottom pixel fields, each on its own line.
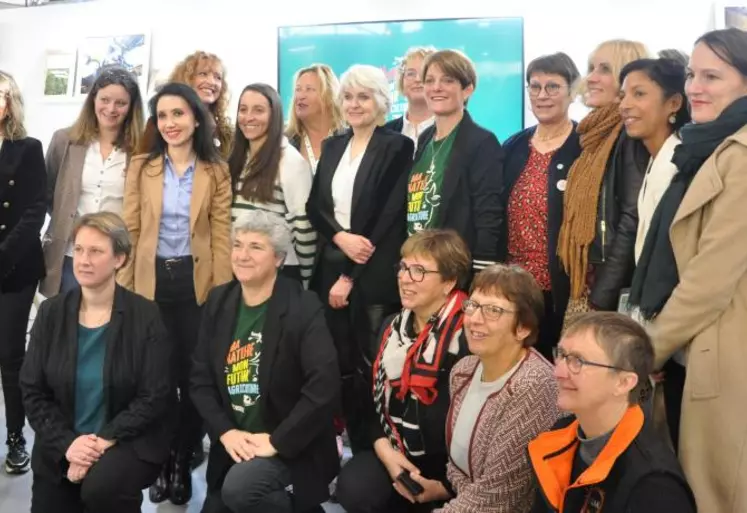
left=507, top=144, right=555, bottom=291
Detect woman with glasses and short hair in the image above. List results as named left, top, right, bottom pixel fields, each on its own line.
left=500, top=53, right=581, bottom=361
left=528, top=312, right=695, bottom=513
left=336, top=229, right=471, bottom=513
left=398, top=264, right=559, bottom=513
left=385, top=46, right=437, bottom=149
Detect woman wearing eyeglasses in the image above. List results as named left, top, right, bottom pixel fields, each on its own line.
left=336, top=229, right=471, bottom=513
left=528, top=312, right=695, bottom=513
left=500, top=53, right=581, bottom=361
left=395, top=264, right=559, bottom=513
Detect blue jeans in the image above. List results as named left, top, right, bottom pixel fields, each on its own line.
left=202, top=456, right=292, bottom=513
left=60, top=256, right=79, bottom=293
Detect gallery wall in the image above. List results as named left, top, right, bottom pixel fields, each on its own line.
left=0, top=0, right=717, bottom=150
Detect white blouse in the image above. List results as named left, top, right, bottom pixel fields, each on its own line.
left=331, top=141, right=364, bottom=230
left=635, top=133, right=681, bottom=263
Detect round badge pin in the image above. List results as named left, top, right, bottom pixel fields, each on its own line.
left=557, top=179, right=567, bottom=192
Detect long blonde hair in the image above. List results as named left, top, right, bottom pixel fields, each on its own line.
left=578, top=39, right=650, bottom=106
left=285, top=64, right=344, bottom=140
left=0, top=70, right=26, bottom=140
left=169, top=51, right=232, bottom=155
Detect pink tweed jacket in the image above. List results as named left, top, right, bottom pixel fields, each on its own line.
left=436, top=350, right=560, bottom=513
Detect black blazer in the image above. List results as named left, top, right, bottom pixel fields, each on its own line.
left=415, top=110, right=504, bottom=272
left=306, top=126, right=414, bottom=305
left=191, top=277, right=340, bottom=512
left=384, top=116, right=405, bottom=133
left=0, top=137, right=46, bottom=292
left=20, top=286, right=174, bottom=482
left=500, top=124, right=581, bottom=315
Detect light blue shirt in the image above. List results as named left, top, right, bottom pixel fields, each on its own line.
left=157, top=156, right=194, bottom=258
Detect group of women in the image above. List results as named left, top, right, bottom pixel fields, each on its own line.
left=0, top=23, right=744, bottom=513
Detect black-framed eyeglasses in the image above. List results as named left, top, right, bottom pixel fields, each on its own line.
left=395, top=261, right=440, bottom=282
left=552, top=346, right=632, bottom=375
left=461, top=299, right=516, bottom=321
left=526, top=82, right=564, bottom=98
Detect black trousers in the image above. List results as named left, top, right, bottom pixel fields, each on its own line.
left=30, top=443, right=160, bottom=513
left=336, top=451, right=440, bottom=513
left=663, top=359, right=686, bottom=454
left=201, top=456, right=293, bottom=513
left=313, top=247, right=398, bottom=454
left=155, top=257, right=203, bottom=452
left=0, top=282, right=36, bottom=433
left=535, top=290, right=563, bottom=362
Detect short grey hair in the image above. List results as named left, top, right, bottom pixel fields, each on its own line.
left=338, top=64, right=391, bottom=124
left=232, top=210, right=292, bottom=259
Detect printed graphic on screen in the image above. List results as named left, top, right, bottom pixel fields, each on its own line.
left=278, top=18, right=524, bottom=142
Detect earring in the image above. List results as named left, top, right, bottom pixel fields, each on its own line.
left=668, top=114, right=677, bottom=124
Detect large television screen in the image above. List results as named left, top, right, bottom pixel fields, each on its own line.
left=278, top=17, right=524, bottom=143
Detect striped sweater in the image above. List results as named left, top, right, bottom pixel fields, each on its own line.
left=231, top=140, right=317, bottom=284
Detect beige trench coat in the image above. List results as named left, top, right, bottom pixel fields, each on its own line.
left=650, top=124, right=747, bottom=513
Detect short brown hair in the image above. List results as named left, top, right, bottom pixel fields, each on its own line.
left=526, top=52, right=581, bottom=91
left=71, top=212, right=132, bottom=266
left=470, top=264, right=544, bottom=347
left=401, top=230, right=471, bottom=287
left=564, top=312, right=654, bottom=404
left=422, top=49, right=477, bottom=91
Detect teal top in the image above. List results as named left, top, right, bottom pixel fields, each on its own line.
left=74, top=323, right=109, bottom=435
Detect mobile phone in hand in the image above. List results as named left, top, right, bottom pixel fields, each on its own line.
left=396, top=470, right=425, bottom=496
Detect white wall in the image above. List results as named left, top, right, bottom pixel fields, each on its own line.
left=0, top=0, right=716, bottom=149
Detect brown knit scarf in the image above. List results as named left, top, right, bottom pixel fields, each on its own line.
left=557, top=103, right=623, bottom=300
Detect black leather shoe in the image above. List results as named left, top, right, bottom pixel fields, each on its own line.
left=169, top=450, right=192, bottom=505
left=148, top=455, right=171, bottom=504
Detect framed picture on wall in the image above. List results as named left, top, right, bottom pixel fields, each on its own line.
left=714, top=3, right=747, bottom=29
left=74, top=33, right=151, bottom=97
left=42, top=50, right=77, bottom=100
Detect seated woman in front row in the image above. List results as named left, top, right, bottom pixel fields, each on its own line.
left=529, top=312, right=695, bottom=513
left=190, top=210, right=340, bottom=513
left=402, top=264, right=560, bottom=512
left=20, top=212, right=174, bottom=513
left=336, top=229, right=472, bottom=513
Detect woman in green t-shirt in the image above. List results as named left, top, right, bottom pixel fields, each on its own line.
left=191, top=210, right=340, bottom=513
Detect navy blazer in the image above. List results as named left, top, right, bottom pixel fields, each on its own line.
left=500, top=124, right=581, bottom=316
left=0, top=137, right=46, bottom=292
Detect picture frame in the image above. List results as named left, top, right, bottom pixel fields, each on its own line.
left=41, top=50, right=77, bottom=101
left=74, top=32, right=151, bottom=97
left=714, top=3, right=747, bottom=29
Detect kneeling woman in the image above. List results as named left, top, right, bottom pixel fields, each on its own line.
left=336, top=229, right=472, bottom=513
left=529, top=312, right=695, bottom=512
left=20, top=212, right=174, bottom=513
left=191, top=210, right=340, bottom=513
left=406, top=265, right=560, bottom=512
